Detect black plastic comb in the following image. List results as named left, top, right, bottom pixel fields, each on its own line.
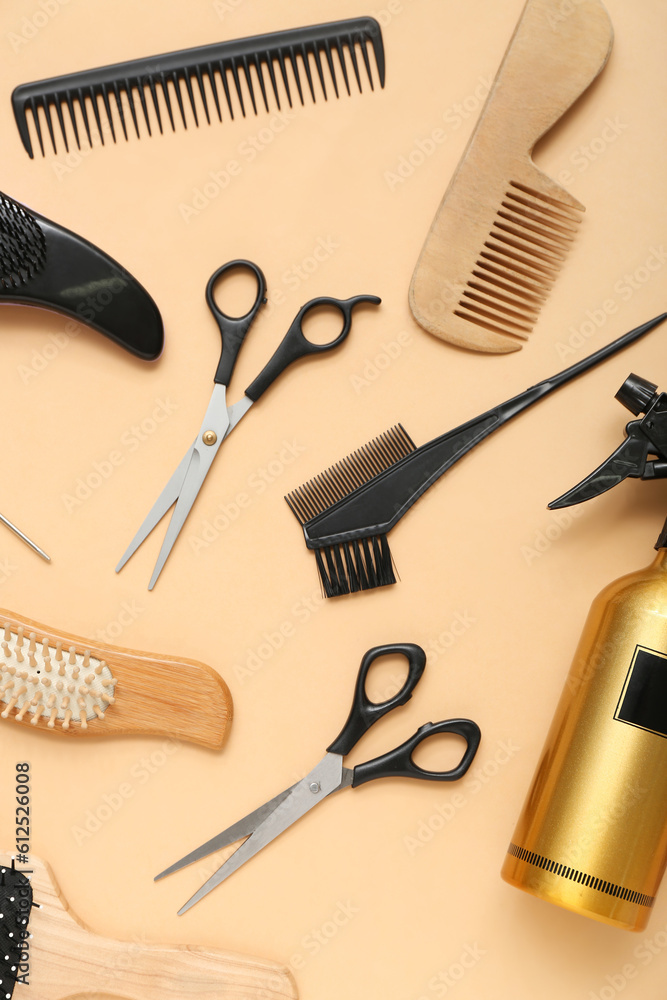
left=12, top=17, right=385, bottom=158
left=0, top=861, right=34, bottom=1000
left=286, top=314, right=667, bottom=597
left=0, top=191, right=163, bottom=360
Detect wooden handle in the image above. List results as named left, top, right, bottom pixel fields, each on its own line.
left=409, top=0, right=614, bottom=354
left=11, top=856, right=297, bottom=1000
left=0, top=608, right=232, bottom=749
left=477, top=0, right=613, bottom=155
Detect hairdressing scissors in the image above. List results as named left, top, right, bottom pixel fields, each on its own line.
left=116, top=259, right=380, bottom=588
left=155, top=642, right=481, bottom=913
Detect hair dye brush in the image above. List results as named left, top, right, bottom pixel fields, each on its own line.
left=0, top=190, right=163, bottom=360
left=0, top=608, right=231, bottom=747
left=286, top=314, right=667, bottom=597
left=0, top=856, right=297, bottom=999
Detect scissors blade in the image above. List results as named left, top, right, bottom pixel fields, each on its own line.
left=148, top=385, right=230, bottom=589
left=177, top=753, right=348, bottom=914
left=115, top=441, right=196, bottom=573
left=154, top=782, right=301, bottom=880
left=224, top=394, right=254, bottom=438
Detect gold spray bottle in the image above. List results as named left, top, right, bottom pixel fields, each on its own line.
left=502, top=374, right=667, bottom=931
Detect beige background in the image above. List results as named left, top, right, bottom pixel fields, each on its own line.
left=1, top=0, right=667, bottom=997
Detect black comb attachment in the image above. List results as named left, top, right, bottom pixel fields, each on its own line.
left=12, top=17, right=385, bottom=157
left=0, top=861, right=34, bottom=1000
left=286, top=424, right=415, bottom=597
left=0, top=193, right=46, bottom=288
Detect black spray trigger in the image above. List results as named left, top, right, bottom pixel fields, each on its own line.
left=550, top=374, right=667, bottom=510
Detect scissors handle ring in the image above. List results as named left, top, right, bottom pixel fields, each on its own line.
left=206, top=260, right=268, bottom=387
left=327, top=643, right=426, bottom=756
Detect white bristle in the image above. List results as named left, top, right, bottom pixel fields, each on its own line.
left=0, top=622, right=115, bottom=728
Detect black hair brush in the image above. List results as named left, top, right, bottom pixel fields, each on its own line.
left=0, top=190, right=163, bottom=360
left=286, top=314, right=667, bottom=597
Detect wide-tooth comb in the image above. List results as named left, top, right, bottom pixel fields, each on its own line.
left=0, top=609, right=232, bottom=748
left=409, top=0, right=614, bottom=354
left=12, top=17, right=385, bottom=158
left=286, top=315, right=667, bottom=597
left=0, top=190, right=163, bottom=360
left=0, top=856, right=298, bottom=1000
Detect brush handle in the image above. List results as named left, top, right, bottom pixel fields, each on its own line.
left=59, top=937, right=297, bottom=1000
left=304, top=316, right=667, bottom=545
left=21, top=856, right=297, bottom=1000
left=0, top=609, right=232, bottom=749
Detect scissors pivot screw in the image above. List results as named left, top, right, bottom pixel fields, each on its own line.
left=309, top=782, right=321, bottom=793
left=202, top=430, right=218, bottom=446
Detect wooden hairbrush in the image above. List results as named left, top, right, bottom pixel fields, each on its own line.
left=0, top=856, right=297, bottom=1000
left=0, top=609, right=232, bottom=748
left=409, top=0, right=614, bottom=354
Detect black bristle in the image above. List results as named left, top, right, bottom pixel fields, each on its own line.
left=0, top=193, right=47, bottom=289
left=313, top=535, right=396, bottom=599
left=0, top=863, right=33, bottom=1000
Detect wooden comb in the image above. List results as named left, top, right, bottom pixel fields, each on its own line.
left=409, top=0, right=614, bottom=354
left=0, top=856, right=297, bottom=1000
left=0, top=609, right=232, bottom=748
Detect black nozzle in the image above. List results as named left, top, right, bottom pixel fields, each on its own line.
left=616, top=374, right=659, bottom=416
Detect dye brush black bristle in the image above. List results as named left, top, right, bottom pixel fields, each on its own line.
left=286, top=314, right=667, bottom=597
left=12, top=17, right=385, bottom=158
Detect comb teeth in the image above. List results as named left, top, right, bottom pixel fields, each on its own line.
left=453, top=180, right=583, bottom=343
left=12, top=17, right=385, bottom=158
left=0, top=193, right=47, bottom=289
left=0, top=624, right=116, bottom=729
left=285, top=424, right=416, bottom=525
left=0, top=862, right=33, bottom=1000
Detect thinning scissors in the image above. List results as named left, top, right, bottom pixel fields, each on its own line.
left=116, top=259, right=380, bottom=588
left=155, top=642, right=481, bottom=914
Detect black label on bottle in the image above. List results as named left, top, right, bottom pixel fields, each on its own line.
left=615, top=645, right=667, bottom=739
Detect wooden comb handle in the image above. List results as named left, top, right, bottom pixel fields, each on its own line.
left=0, top=609, right=232, bottom=749
left=409, top=0, right=613, bottom=354
left=476, top=0, right=613, bottom=163
left=16, top=856, right=297, bottom=1000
